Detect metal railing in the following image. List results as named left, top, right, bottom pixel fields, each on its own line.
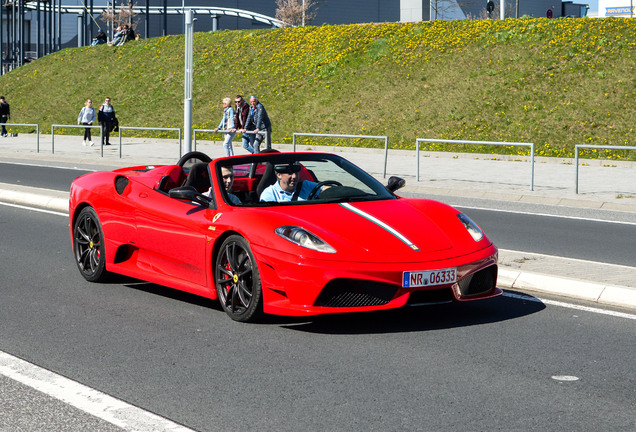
left=51, top=124, right=182, bottom=158
left=118, top=126, right=182, bottom=159
left=51, top=124, right=101, bottom=154
left=575, top=144, right=636, bottom=194
left=292, top=132, right=390, bottom=178
left=192, top=129, right=256, bottom=152
left=2, top=123, right=40, bottom=151
left=416, top=138, right=536, bottom=191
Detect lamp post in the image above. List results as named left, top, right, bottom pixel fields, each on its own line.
left=184, top=9, right=193, bottom=153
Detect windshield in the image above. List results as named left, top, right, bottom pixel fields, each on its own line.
left=214, top=152, right=395, bottom=206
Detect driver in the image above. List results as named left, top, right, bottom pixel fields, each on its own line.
left=260, top=163, right=318, bottom=202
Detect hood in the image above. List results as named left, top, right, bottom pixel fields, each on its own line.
left=247, top=198, right=486, bottom=263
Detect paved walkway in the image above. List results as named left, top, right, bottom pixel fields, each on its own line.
left=1, top=133, right=635, bottom=310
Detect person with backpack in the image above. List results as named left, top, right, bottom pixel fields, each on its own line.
left=98, top=97, right=116, bottom=146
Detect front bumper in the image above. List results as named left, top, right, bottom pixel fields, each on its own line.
left=253, top=243, right=500, bottom=317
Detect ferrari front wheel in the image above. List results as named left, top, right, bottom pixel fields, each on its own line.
left=73, top=206, right=108, bottom=282
left=215, top=235, right=263, bottom=322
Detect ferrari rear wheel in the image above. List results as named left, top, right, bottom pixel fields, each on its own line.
left=73, top=206, right=108, bottom=282
left=215, top=235, right=263, bottom=322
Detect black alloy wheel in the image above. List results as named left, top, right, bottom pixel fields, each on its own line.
left=215, top=235, right=263, bottom=322
left=73, top=207, right=108, bottom=282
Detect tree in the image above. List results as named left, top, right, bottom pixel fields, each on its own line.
left=275, top=0, right=319, bottom=27
left=100, top=1, right=138, bottom=31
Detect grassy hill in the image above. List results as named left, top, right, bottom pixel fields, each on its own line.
left=1, top=17, right=634, bottom=160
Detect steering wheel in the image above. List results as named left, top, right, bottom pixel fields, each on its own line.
left=177, top=151, right=212, bottom=168
left=307, top=180, right=342, bottom=200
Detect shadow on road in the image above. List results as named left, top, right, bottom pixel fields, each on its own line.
left=103, top=274, right=545, bottom=332
left=278, top=291, right=545, bottom=334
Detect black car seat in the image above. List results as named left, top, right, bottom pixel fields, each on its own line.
left=183, top=162, right=211, bottom=193
left=256, top=162, right=277, bottom=198
left=255, top=149, right=281, bottom=198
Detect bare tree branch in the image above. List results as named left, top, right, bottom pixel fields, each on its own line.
left=275, top=0, right=319, bottom=27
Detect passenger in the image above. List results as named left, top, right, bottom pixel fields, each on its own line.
left=204, top=166, right=241, bottom=204
left=260, top=163, right=318, bottom=202
left=221, top=166, right=241, bottom=204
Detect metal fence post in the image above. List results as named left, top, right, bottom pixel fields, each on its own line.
left=530, top=142, right=535, bottom=191
left=575, top=145, right=580, bottom=194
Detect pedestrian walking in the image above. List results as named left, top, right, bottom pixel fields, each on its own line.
left=214, top=97, right=236, bottom=156
left=98, top=97, right=116, bottom=146
left=0, top=96, right=10, bottom=137
left=77, top=99, right=96, bottom=146
left=241, top=95, right=271, bottom=153
left=231, top=95, right=254, bottom=154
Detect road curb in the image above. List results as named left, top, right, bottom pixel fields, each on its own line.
left=498, top=269, right=636, bottom=310
left=0, top=183, right=69, bottom=213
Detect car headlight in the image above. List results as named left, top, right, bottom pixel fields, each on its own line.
left=457, top=213, right=484, bottom=242
left=275, top=226, right=336, bottom=253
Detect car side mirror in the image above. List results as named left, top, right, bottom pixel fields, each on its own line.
left=386, top=176, right=406, bottom=193
left=169, top=186, right=213, bottom=207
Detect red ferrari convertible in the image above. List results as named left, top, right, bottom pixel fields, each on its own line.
left=70, top=151, right=500, bottom=322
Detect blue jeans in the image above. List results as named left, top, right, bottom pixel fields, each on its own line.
left=223, top=132, right=236, bottom=156
left=242, top=133, right=255, bottom=154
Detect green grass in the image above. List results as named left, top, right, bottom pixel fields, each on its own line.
left=1, top=18, right=634, bottom=160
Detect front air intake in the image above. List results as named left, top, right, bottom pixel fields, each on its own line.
left=457, top=266, right=497, bottom=297
left=314, top=279, right=397, bottom=307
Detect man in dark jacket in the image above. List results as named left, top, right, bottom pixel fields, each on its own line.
left=241, top=95, right=271, bottom=153
left=0, top=96, right=10, bottom=137
left=231, top=95, right=254, bottom=154
left=98, top=97, right=116, bottom=145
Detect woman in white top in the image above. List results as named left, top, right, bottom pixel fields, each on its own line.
left=77, top=99, right=96, bottom=146
left=214, top=98, right=236, bottom=156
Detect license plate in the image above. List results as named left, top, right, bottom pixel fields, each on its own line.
left=403, top=268, right=457, bottom=288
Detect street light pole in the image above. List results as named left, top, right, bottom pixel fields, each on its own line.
left=184, top=9, right=193, bottom=154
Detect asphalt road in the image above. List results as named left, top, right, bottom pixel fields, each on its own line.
left=0, top=161, right=92, bottom=190
left=1, top=205, right=635, bottom=431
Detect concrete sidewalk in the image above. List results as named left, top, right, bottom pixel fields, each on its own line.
left=1, top=133, right=635, bottom=310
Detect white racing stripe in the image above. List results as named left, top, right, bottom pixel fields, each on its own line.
left=340, top=202, right=420, bottom=251
left=503, top=292, right=636, bottom=320
left=0, top=351, right=197, bottom=432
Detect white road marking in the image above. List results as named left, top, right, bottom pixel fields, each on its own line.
left=0, top=160, right=95, bottom=171
left=0, top=201, right=67, bottom=216
left=503, top=292, right=636, bottom=320
left=499, top=248, right=636, bottom=271
left=551, top=375, right=580, bottom=382
left=0, top=351, right=198, bottom=432
left=452, top=204, right=636, bottom=226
